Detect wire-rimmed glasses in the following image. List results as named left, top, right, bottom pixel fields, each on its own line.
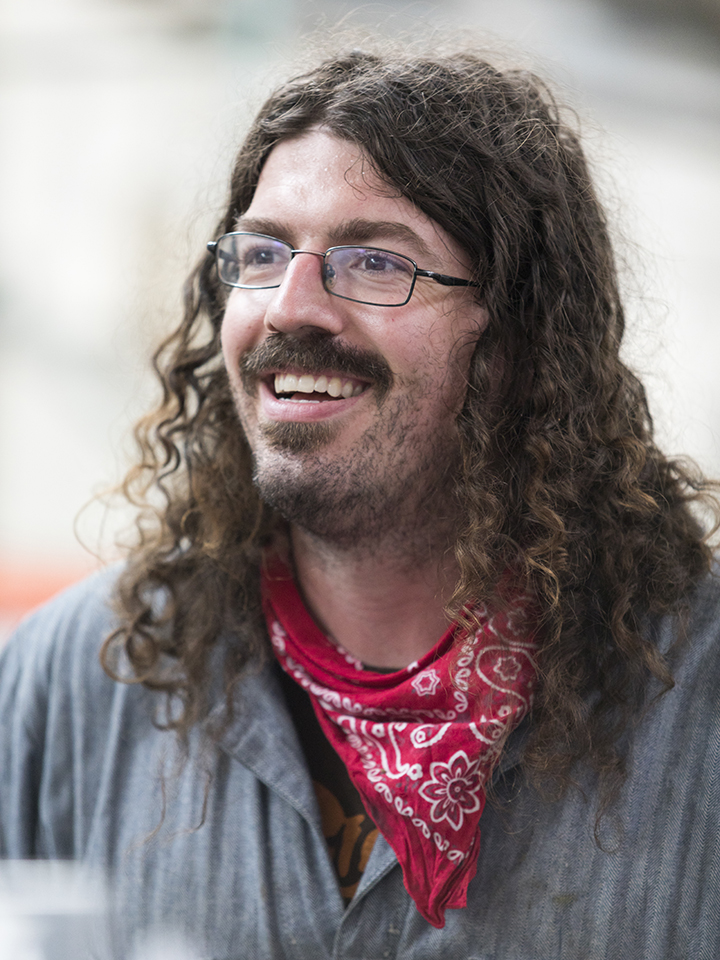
left=207, top=232, right=480, bottom=307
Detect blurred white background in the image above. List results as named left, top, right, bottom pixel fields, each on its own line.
left=1, top=0, right=719, bottom=633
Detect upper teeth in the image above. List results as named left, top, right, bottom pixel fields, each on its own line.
left=274, top=373, right=364, bottom=399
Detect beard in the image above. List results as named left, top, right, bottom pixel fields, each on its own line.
left=254, top=411, right=461, bottom=550
left=235, top=331, right=463, bottom=552
left=259, top=419, right=333, bottom=454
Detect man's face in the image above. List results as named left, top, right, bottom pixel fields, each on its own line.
left=221, top=129, right=487, bottom=547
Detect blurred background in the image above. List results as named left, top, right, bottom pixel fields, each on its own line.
left=1, top=0, right=719, bottom=639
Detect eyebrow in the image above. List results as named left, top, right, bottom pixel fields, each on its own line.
left=234, top=215, right=434, bottom=262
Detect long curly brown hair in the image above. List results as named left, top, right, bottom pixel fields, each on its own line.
left=105, top=45, right=718, bottom=810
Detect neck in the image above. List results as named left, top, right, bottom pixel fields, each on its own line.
left=287, top=524, right=459, bottom=669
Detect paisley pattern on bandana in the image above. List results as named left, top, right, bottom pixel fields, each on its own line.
left=262, top=559, right=538, bottom=928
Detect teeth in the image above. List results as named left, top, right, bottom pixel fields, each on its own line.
left=273, top=372, right=364, bottom=399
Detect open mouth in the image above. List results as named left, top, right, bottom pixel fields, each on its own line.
left=270, top=372, right=367, bottom=402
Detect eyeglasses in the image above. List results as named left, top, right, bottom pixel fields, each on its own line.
left=207, top=232, right=480, bottom=307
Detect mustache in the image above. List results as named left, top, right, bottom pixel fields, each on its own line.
left=239, top=332, right=394, bottom=398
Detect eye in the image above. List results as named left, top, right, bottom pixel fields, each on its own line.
left=349, top=248, right=414, bottom=278
left=243, top=243, right=284, bottom=267
left=362, top=252, right=393, bottom=272
left=222, top=235, right=291, bottom=286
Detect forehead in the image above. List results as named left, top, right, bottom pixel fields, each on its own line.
left=240, top=129, right=469, bottom=270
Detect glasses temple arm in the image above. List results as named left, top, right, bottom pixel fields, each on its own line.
left=416, top=269, right=480, bottom=288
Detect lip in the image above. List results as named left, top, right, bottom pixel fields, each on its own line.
left=258, top=378, right=367, bottom=422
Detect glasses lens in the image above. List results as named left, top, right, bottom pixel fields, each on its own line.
left=325, top=247, right=415, bottom=305
left=216, top=233, right=292, bottom=288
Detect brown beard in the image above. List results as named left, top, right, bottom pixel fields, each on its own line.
left=235, top=331, right=461, bottom=552
left=260, top=419, right=333, bottom=454
left=249, top=388, right=462, bottom=553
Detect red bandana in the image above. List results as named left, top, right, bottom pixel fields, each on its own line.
left=262, top=560, right=538, bottom=928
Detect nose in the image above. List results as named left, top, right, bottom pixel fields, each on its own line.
left=263, top=250, right=346, bottom=337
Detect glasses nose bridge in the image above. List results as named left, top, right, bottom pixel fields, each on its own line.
left=289, top=247, right=327, bottom=264
left=287, top=247, right=331, bottom=289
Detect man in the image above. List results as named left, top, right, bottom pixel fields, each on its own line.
left=1, top=46, right=719, bottom=959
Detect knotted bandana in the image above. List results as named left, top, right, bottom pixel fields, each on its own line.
left=262, top=559, right=538, bottom=928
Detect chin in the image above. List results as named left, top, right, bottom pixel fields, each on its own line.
left=251, top=467, right=351, bottom=541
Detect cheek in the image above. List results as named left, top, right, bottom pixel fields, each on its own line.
left=220, top=301, right=256, bottom=373
left=220, top=313, right=237, bottom=370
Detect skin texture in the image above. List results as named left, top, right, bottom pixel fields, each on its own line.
left=221, top=130, right=488, bottom=666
